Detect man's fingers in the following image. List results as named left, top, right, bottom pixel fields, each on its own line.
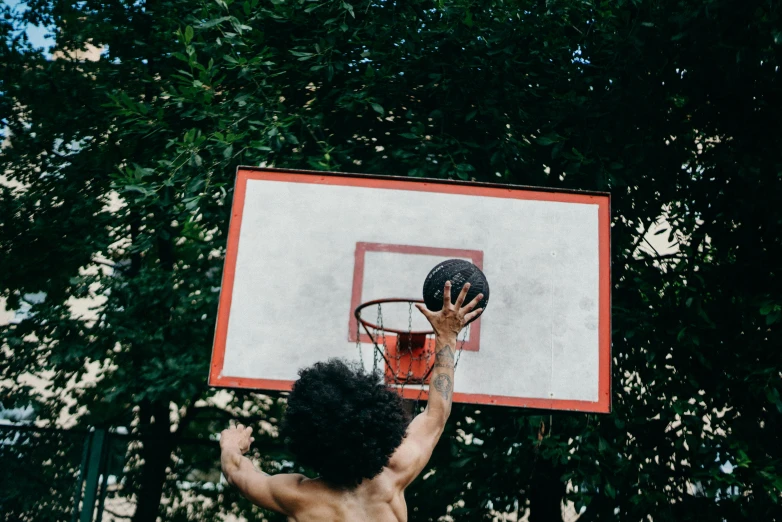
left=237, top=423, right=244, bottom=431
left=455, top=282, right=471, bottom=308
left=415, top=303, right=433, bottom=318
left=442, top=281, right=452, bottom=308
left=464, top=308, right=484, bottom=323
left=246, top=426, right=253, bottom=435
left=462, top=292, right=484, bottom=313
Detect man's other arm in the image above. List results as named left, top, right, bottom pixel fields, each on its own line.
left=220, top=423, right=305, bottom=515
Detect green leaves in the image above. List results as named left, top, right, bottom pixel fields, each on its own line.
left=760, top=301, right=781, bottom=325
left=289, top=50, right=316, bottom=61
left=463, top=10, right=474, bottom=28
left=454, top=163, right=475, bottom=180
left=370, top=103, right=385, bottom=116
left=3, top=0, right=782, bottom=520
left=536, top=135, right=559, bottom=146
left=767, top=388, right=782, bottom=414
left=199, top=16, right=232, bottom=28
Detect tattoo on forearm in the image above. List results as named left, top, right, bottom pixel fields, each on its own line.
left=434, top=344, right=455, bottom=369
left=433, top=373, right=453, bottom=401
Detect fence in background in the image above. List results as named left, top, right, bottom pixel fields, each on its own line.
left=0, top=424, right=232, bottom=522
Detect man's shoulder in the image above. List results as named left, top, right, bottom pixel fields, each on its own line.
left=297, top=471, right=401, bottom=501
left=268, top=473, right=309, bottom=507
left=385, top=436, right=422, bottom=479
left=279, top=476, right=342, bottom=517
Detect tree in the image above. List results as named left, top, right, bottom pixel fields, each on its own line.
left=1, top=0, right=780, bottom=520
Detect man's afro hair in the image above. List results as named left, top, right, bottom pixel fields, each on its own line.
left=281, top=359, right=410, bottom=488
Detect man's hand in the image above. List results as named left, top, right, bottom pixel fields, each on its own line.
left=221, top=422, right=255, bottom=454
left=221, top=422, right=256, bottom=487
left=415, top=281, right=484, bottom=337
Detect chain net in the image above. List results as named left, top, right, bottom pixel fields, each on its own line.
left=356, top=300, right=469, bottom=404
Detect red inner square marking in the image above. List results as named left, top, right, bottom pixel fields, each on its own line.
left=349, top=242, right=484, bottom=352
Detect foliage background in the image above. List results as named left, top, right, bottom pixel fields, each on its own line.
left=1, top=0, right=781, bottom=520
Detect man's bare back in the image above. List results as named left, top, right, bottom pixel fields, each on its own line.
left=220, top=282, right=483, bottom=521
left=272, top=469, right=407, bottom=521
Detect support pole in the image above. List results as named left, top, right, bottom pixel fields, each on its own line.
left=80, top=428, right=107, bottom=522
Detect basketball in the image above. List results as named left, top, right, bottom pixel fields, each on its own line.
left=422, top=259, right=490, bottom=322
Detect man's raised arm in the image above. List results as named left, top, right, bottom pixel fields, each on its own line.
left=388, top=281, right=483, bottom=487
left=425, top=317, right=458, bottom=423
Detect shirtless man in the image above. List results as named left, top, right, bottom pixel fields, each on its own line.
left=220, top=281, right=483, bottom=521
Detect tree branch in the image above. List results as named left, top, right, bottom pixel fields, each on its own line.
left=629, top=252, right=686, bottom=264
left=104, top=508, right=133, bottom=520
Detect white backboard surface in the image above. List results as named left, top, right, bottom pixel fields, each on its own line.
left=210, top=168, right=611, bottom=412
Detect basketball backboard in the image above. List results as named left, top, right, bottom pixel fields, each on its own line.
left=209, top=167, right=611, bottom=413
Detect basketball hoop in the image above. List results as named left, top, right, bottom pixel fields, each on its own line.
left=354, top=298, right=469, bottom=394
left=354, top=298, right=433, bottom=339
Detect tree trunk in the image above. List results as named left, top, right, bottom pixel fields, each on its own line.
left=132, top=402, right=173, bottom=522
left=528, top=455, right=565, bottom=522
